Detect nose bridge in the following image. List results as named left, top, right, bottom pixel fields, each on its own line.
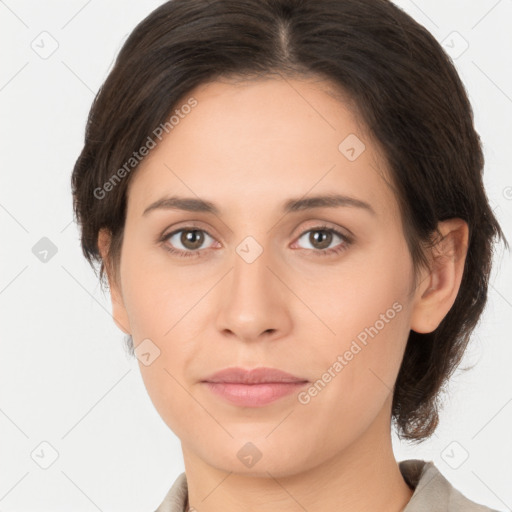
left=231, top=233, right=278, bottom=305
left=215, top=231, right=290, bottom=339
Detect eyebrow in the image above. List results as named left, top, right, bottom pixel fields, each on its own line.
left=142, top=193, right=376, bottom=217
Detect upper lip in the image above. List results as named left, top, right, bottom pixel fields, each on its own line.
left=202, top=367, right=309, bottom=384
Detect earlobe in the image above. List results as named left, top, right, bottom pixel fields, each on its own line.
left=97, top=228, right=131, bottom=335
left=410, top=218, right=469, bottom=334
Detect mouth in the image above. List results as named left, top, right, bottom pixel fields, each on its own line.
left=201, top=367, right=309, bottom=407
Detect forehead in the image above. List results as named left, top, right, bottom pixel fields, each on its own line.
left=128, top=76, right=399, bottom=223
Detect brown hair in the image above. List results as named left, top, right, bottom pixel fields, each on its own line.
left=71, top=0, right=509, bottom=441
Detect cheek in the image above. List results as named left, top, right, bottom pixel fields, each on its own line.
left=292, top=293, right=410, bottom=449
left=117, top=235, right=205, bottom=433
left=118, top=234, right=190, bottom=340
left=309, top=239, right=412, bottom=348
left=304, top=241, right=413, bottom=406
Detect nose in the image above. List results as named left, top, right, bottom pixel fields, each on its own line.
left=214, top=239, right=292, bottom=343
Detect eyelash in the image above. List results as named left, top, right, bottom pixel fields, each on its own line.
left=159, top=224, right=352, bottom=259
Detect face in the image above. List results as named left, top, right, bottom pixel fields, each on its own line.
left=103, top=75, right=426, bottom=476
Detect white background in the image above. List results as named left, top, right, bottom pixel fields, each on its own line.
left=1, top=1, right=511, bottom=510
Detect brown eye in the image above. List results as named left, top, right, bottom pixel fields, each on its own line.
left=180, top=229, right=205, bottom=250
left=308, top=229, right=333, bottom=250
left=294, top=226, right=352, bottom=257
left=162, top=228, right=215, bottom=257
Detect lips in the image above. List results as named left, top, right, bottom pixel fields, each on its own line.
left=201, top=367, right=309, bottom=407
left=202, top=366, right=308, bottom=384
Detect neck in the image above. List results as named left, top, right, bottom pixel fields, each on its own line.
left=181, top=402, right=413, bottom=512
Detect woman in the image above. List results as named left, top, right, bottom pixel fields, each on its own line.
left=71, top=0, right=508, bottom=510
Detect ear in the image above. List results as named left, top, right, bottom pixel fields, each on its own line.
left=97, top=228, right=131, bottom=335
left=410, top=218, right=469, bottom=334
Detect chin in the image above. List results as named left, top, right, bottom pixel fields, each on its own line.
left=193, top=435, right=324, bottom=479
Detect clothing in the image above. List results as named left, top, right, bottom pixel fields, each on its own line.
left=154, top=459, right=500, bottom=511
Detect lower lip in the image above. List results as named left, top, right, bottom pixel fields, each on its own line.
left=202, top=381, right=308, bottom=407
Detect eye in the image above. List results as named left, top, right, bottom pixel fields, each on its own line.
left=293, top=225, right=352, bottom=256
left=161, top=228, right=217, bottom=258
left=159, top=224, right=352, bottom=259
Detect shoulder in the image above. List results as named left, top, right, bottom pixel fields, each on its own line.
left=154, top=472, right=188, bottom=512
left=399, top=459, right=501, bottom=512
left=154, top=462, right=502, bottom=512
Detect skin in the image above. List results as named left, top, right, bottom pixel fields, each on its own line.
left=98, top=75, right=468, bottom=512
